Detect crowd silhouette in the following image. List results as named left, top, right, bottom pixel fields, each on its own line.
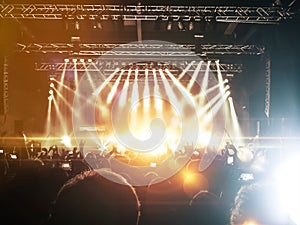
left=0, top=140, right=297, bottom=225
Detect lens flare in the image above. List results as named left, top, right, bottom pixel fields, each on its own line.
left=182, top=171, right=209, bottom=198
left=275, top=156, right=300, bottom=225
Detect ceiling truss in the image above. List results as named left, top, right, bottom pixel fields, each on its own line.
left=0, top=4, right=295, bottom=24
left=16, top=43, right=265, bottom=56
left=35, top=61, right=243, bottom=74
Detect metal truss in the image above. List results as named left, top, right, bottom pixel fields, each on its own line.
left=35, top=61, right=243, bottom=74
left=264, top=54, right=271, bottom=118
left=0, top=4, right=295, bottom=24
left=16, top=43, right=265, bottom=56
left=0, top=56, right=9, bottom=115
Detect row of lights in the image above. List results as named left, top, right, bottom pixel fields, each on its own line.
left=64, top=58, right=93, bottom=63
left=66, top=15, right=215, bottom=32
left=166, top=17, right=195, bottom=31
left=65, top=16, right=124, bottom=31
left=160, top=16, right=215, bottom=31
left=48, top=77, right=55, bottom=101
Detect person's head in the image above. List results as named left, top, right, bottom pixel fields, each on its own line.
left=185, top=190, right=227, bottom=225
left=230, top=182, right=294, bottom=225
left=48, top=169, right=140, bottom=225
left=2, top=164, right=68, bottom=225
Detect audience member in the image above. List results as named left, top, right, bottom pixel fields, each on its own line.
left=0, top=161, right=68, bottom=225
left=184, top=190, right=227, bottom=225
left=141, top=177, right=186, bottom=225
left=48, top=169, right=140, bottom=225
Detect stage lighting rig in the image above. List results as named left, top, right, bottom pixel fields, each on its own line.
left=71, top=36, right=81, bottom=55
left=0, top=4, right=295, bottom=24
left=188, top=17, right=195, bottom=31
left=166, top=17, right=173, bottom=31
left=177, top=17, right=185, bottom=31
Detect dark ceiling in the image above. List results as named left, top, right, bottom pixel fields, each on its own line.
left=1, top=0, right=299, bottom=46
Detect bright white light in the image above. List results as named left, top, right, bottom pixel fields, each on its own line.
left=50, top=77, right=55, bottom=81
left=107, top=69, right=124, bottom=104
left=10, top=154, right=17, bottom=159
left=152, top=69, right=163, bottom=113
left=48, top=96, right=53, bottom=101
left=228, top=95, right=244, bottom=147
left=197, top=130, right=211, bottom=147
left=79, top=58, right=85, bottom=63
left=243, top=221, right=258, bottom=225
left=275, top=156, right=300, bottom=225
left=119, top=69, right=131, bottom=107
left=130, top=69, right=139, bottom=106
left=199, top=61, right=210, bottom=103
left=49, top=90, right=54, bottom=95
left=87, top=58, right=92, bottom=62
left=64, top=58, right=69, bottom=63
left=22, top=133, right=27, bottom=142
left=187, top=61, right=202, bottom=91
left=50, top=83, right=55, bottom=88
left=150, top=162, right=157, bottom=168
left=72, top=58, right=77, bottom=63
left=143, top=68, right=150, bottom=109
left=61, top=135, right=72, bottom=148
left=74, top=63, right=79, bottom=88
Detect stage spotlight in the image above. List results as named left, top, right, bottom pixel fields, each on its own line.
left=95, top=17, right=103, bottom=29
left=166, top=17, right=173, bottom=31
left=49, top=90, right=54, bottom=95
left=64, top=58, right=69, bottom=63
left=72, top=58, right=77, bottom=63
left=48, top=96, right=53, bottom=101
left=177, top=17, right=185, bottom=31
left=50, top=83, right=54, bottom=88
left=79, top=58, right=84, bottom=63
left=188, top=17, right=195, bottom=31
left=226, top=91, right=231, bottom=97
left=9, top=154, right=18, bottom=159
left=224, top=78, right=229, bottom=83
left=96, top=21, right=102, bottom=29
left=87, top=58, right=92, bottom=63
left=75, top=20, right=80, bottom=30
left=50, top=77, right=55, bottom=81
